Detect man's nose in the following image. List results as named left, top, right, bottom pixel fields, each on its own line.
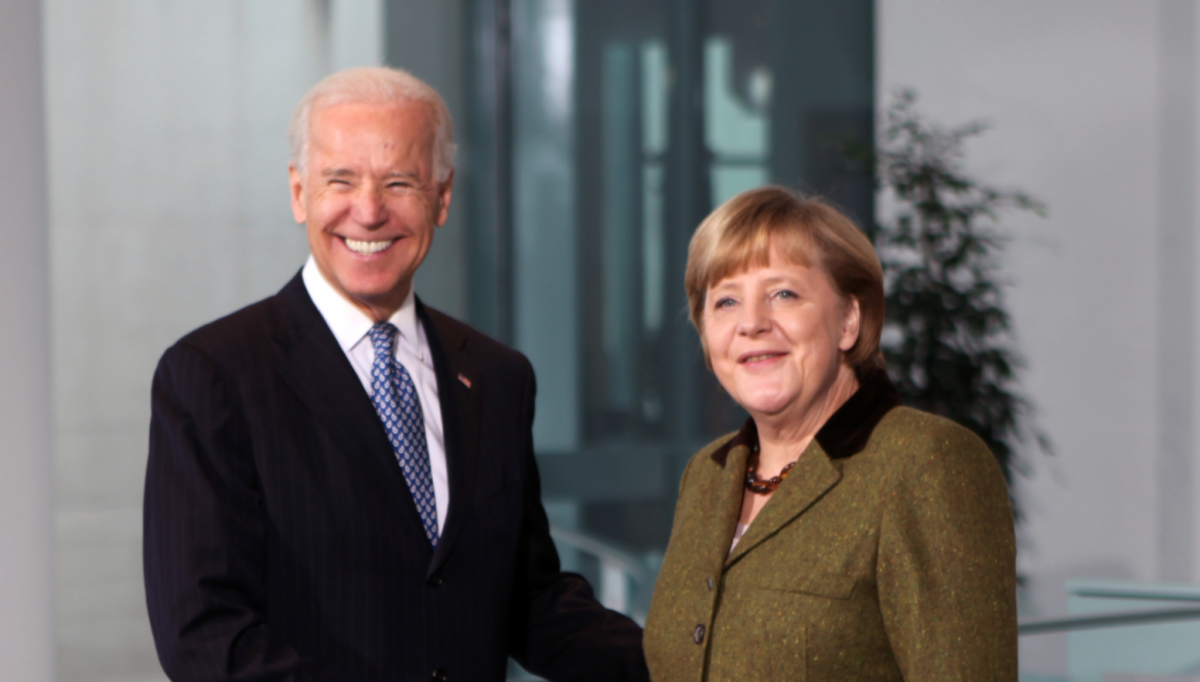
left=351, top=186, right=388, bottom=227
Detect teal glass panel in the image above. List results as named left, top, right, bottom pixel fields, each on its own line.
left=467, top=0, right=875, bottom=616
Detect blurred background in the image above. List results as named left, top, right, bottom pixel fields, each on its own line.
left=2, top=0, right=1199, bottom=680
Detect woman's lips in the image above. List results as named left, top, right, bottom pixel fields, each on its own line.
left=739, top=351, right=786, bottom=364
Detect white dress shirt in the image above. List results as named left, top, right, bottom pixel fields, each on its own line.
left=302, top=256, right=449, bottom=534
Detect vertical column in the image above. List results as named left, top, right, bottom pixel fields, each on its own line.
left=333, top=0, right=384, bottom=70
left=1156, top=0, right=1195, bottom=583
left=512, top=0, right=580, bottom=452
left=463, top=0, right=515, bottom=341
left=664, top=0, right=707, bottom=458
left=0, top=0, right=55, bottom=680
left=385, top=0, right=469, bottom=319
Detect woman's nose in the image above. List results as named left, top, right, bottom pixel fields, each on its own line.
left=737, top=299, right=771, bottom=336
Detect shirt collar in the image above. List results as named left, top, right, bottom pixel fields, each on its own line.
left=301, top=255, right=423, bottom=359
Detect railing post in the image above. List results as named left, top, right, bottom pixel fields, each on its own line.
left=599, top=560, right=629, bottom=614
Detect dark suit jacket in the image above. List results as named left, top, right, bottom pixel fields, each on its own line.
left=144, top=273, right=647, bottom=682
left=643, top=369, right=1016, bottom=681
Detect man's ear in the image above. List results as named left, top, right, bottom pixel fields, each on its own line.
left=288, top=163, right=307, bottom=224
left=839, top=296, right=862, bottom=352
left=434, top=169, right=455, bottom=227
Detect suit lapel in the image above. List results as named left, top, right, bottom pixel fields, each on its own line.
left=418, top=302, right=482, bottom=578
left=726, top=440, right=842, bottom=566
left=273, top=274, right=432, bottom=547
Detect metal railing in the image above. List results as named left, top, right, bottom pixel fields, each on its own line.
left=1019, top=581, right=1200, bottom=635
left=508, top=527, right=657, bottom=682
left=543, top=537, right=1200, bottom=637
left=548, top=525, right=655, bottom=622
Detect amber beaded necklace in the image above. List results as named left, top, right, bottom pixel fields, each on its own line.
left=744, top=448, right=799, bottom=494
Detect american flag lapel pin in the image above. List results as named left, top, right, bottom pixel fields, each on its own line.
left=457, top=373, right=472, bottom=389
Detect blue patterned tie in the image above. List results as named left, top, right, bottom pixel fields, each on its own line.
left=369, top=323, right=439, bottom=548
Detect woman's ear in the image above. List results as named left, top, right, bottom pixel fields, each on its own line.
left=839, top=296, right=862, bottom=352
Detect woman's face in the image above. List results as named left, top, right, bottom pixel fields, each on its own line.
left=703, top=245, right=860, bottom=423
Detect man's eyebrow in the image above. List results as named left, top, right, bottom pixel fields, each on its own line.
left=321, top=168, right=356, bottom=178
left=383, top=170, right=421, bottom=180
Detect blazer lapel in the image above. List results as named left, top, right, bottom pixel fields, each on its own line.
left=726, top=440, right=842, bottom=566
left=273, top=274, right=432, bottom=546
left=705, top=443, right=753, bottom=571
left=418, top=302, right=482, bottom=578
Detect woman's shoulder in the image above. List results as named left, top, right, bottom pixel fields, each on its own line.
left=876, top=405, right=986, bottom=445
left=864, top=406, right=1005, bottom=485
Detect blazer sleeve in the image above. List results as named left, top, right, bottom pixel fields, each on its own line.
left=503, top=362, right=651, bottom=682
left=876, top=425, right=1018, bottom=681
left=144, top=342, right=313, bottom=682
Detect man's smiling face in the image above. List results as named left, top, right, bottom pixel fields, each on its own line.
left=289, top=99, right=453, bottom=321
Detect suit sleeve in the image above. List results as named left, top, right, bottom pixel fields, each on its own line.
left=144, top=342, right=313, bottom=682
left=504, top=362, right=651, bottom=682
left=877, top=425, right=1018, bottom=681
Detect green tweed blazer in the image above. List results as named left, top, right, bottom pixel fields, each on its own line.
left=643, top=370, right=1016, bottom=681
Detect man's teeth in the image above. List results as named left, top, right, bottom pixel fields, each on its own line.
left=343, top=238, right=395, bottom=254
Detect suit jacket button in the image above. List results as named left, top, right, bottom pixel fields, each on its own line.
left=432, top=668, right=448, bottom=681
left=428, top=575, right=443, bottom=588
left=706, top=577, right=714, bottom=590
left=693, top=624, right=706, bottom=644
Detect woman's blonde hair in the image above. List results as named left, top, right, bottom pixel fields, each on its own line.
left=684, top=186, right=885, bottom=370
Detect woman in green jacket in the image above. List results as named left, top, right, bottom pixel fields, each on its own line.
left=643, top=187, right=1016, bottom=681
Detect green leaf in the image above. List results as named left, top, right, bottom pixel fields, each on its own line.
left=842, top=89, right=1052, bottom=521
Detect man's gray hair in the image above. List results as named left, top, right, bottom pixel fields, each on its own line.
left=289, top=66, right=457, bottom=182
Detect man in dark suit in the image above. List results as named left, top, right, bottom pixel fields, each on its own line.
left=143, top=66, right=648, bottom=682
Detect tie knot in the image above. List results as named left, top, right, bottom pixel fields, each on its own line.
left=369, top=322, right=399, bottom=356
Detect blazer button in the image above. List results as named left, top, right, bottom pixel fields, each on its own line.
left=706, top=577, right=714, bottom=590
left=693, top=624, right=706, bottom=644
left=428, top=575, right=443, bottom=589
left=432, top=668, right=448, bottom=681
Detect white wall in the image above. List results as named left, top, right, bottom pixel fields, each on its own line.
left=879, top=0, right=1200, bottom=675
left=0, top=0, right=56, bottom=680
left=42, top=1, right=396, bottom=679
left=43, top=2, right=469, bottom=677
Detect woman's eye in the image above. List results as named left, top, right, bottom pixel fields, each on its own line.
left=714, top=297, right=737, bottom=309
left=774, top=289, right=798, bottom=300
